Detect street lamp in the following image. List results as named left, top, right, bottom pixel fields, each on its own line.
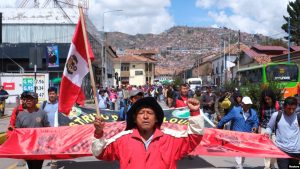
left=101, top=10, right=123, bottom=87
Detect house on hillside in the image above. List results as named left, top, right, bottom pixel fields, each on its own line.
left=114, top=55, right=156, bottom=86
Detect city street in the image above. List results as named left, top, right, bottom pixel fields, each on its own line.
left=0, top=102, right=267, bottom=169
left=0, top=155, right=266, bottom=169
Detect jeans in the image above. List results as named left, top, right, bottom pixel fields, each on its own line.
left=26, top=160, right=44, bottom=169
left=204, top=112, right=216, bottom=128
left=235, top=156, right=245, bottom=168
left=277, top=152, right=300, bottom=169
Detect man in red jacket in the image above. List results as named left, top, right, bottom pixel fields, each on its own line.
left=175, top=83, right=191, bottom=108
left=92, top=97, right=204, bottom=169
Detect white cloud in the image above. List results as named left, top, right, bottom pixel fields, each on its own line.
left=88, top=0, right=174, bottom=35
left=196, top=0, right=291, bottom=37
left=0, top=0, right=174, bottom=35
left=0, top=0, right=17, bottom=7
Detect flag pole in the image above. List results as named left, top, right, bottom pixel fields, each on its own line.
left=78, top=7, right=101, bottom=117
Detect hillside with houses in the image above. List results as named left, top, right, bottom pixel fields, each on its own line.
left=106, top=26, right=295, bottom=85
left=106, top=27, right=270, bottom=71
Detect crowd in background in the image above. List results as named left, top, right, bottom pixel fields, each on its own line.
left=0, top=83, right=300, bottom=169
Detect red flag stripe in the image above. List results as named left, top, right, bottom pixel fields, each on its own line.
left=58, top=76, right=82, bottom=114
left=72, top=17, right=94, bottom=63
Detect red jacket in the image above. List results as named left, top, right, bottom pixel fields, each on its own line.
left=7, top=104, right=24, bottom=138
left=92, top=115, right=204, bottom=169
left=175, top=95, right=188, bottom=108
left=175, top=96, right=200, bottom=116
left=9, top=104, right=24, bottom=128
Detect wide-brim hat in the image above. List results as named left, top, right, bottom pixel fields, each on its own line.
left=126, top=97, right=164, bottom=130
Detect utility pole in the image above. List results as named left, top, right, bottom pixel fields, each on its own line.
left=34, top=42, right=37, bottom=93
left=101, top=10, right=123, bottom=87
left=119, top=56, right=121, bottom=86
left=197, top=56, right=199, bottom=78
left=223, top=40, right=226, bottom=85
left=238, top=30, right=240, bottom=71
left=288, top=17, right=291, bottom=62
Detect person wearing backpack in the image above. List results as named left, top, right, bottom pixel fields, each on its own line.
left=41, top=87, right=58, bottom=127
left=266, top=97, right=300, bottom=169
left=259, top=89, right=280, bottom=169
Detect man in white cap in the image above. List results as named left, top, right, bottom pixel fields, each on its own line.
left=217, top=96, right=259, bottom=169
left=118, top=90, right=144, bottom=120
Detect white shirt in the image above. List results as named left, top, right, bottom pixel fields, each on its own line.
left=242, top=109, right=250, bottom=121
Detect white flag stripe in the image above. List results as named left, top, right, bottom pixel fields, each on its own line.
left=63, top=43, right=89, bottom=87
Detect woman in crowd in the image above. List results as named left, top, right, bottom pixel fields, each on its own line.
left=259, top=89, right=280, bottom=169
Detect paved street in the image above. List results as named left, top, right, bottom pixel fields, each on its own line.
left=0, top=102, right=267, bottom=169
left=0, top=156, right=266, bottom=169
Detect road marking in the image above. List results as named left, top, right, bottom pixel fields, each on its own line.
left=6, top=162, right=17, bottom=169
left=6, top=161, right=26, bottom=169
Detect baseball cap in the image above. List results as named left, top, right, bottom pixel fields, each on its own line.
left=26, top=92, right=38, bottom=99
left=21, top=91, right=30, bottom=99
left=129, top=90, right=143, bottom=98
left=242, top=96, right=252, bottom=105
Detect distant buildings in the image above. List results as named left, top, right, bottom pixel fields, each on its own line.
left=179, top=44, right=300, bottom=86
left=114, top=55, right=156, bottom=86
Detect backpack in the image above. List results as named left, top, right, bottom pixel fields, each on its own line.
left=274, top=110, right=300, bottom=132
left=41, top=101, right=47, bottom=110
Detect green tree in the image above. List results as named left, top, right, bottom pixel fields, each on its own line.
left=282, top=0, right=300, bottom=45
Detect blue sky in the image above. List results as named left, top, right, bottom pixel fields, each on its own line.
left=165, top=0, right=289, bottom=37
left=168, top=0, right=214, bottom=27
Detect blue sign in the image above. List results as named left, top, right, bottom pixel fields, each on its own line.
left=46, top=45, right=59, bottom=68
left=23, top=78, right=34, bottom=92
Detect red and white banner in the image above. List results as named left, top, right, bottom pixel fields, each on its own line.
left=58, top=16, right=94, bottom=115
left=0, top=122, right=290, bottom=160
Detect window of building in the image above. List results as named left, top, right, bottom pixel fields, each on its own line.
left=135, top=70, right=143, bottom=75
left=132, top=65, right=135, bottom=68
left=146, top=77, right=151, bottom=83
left=121, top=63, right=129, bottom=71
left=121, top=77, right=129, bottom=84
left=145, top=63, right=152, bottom=71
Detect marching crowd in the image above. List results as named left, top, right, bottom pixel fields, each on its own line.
left=0, top=83, right=300, bottom=169
left=95, top=83, right=300, bottom=169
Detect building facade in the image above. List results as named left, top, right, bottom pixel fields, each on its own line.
left=0, top=7, right=117, bottom=98
left=114, top=55, right=156, bottom=86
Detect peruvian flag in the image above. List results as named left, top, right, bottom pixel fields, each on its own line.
left=58, top=17, right=94, bottom=115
